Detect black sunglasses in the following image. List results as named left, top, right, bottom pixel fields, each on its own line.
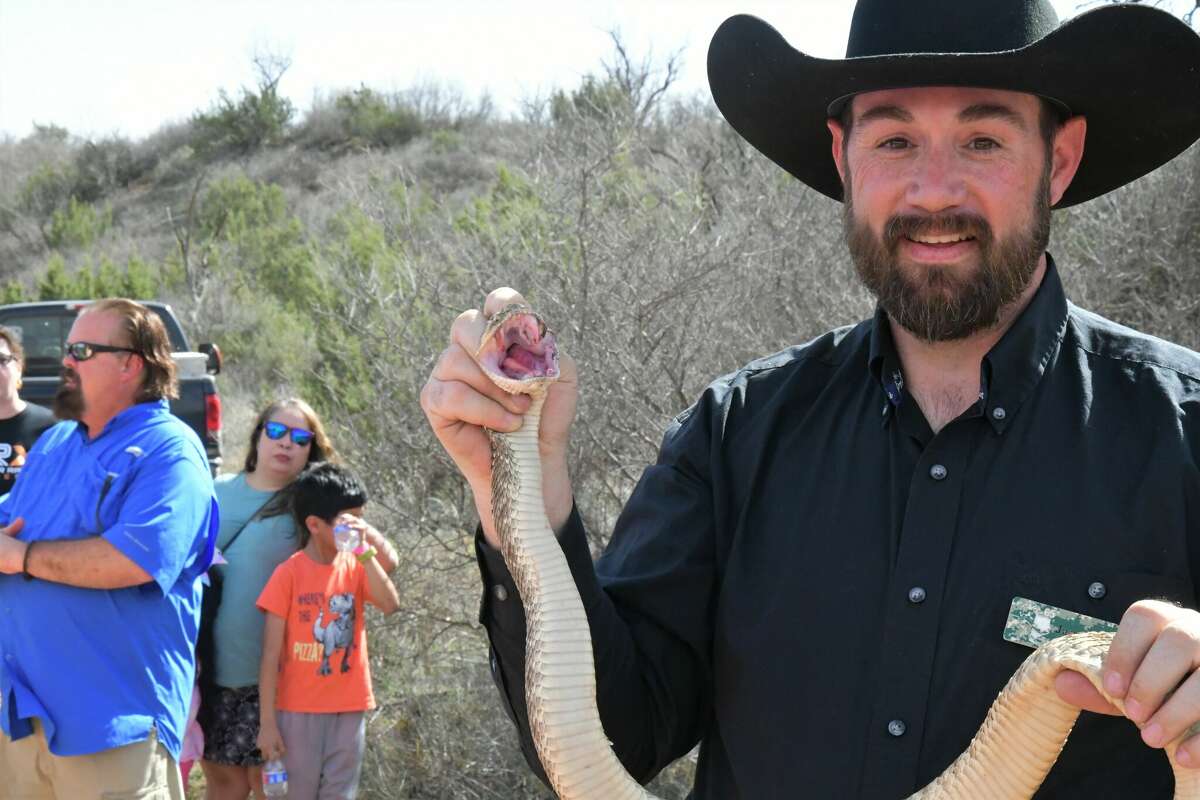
left=64, top=341, right=140, bottom=362
left=264, top=421, right=315, bottom=446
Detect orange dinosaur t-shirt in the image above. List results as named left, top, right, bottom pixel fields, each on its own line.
left=256, top=550, right=375, bottom=713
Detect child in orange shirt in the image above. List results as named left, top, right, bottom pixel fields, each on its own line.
left=255, top=462, right=400, bottom=799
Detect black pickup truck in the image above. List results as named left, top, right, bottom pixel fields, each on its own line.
left=0, top=300, right=223, bottom=474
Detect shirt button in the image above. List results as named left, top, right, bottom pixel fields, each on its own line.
left=1087, top=581, right=1107, bottom=600
left=908, top=586, right=927, bottom=604
left=887, top=719, right=907, bottom=737
left=992, top=407, right=1007, bottom=421
left=492, top=585, right=509, bottom=602
left=929, top=464, right=948, bottom=481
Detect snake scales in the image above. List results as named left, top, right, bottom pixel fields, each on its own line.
left=475, top=303, right=1200, bottom=799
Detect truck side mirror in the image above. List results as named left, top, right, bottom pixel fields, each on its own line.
left=198, top=343, right=222, bottom=375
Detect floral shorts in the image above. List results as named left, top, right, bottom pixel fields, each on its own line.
left=199, top=684, right=264, bottom=767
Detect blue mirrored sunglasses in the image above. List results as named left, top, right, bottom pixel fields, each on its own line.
left=263, top=421, right=314, bottom=446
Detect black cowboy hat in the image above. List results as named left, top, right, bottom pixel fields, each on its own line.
left=707, top=0, right=1200, bottom=208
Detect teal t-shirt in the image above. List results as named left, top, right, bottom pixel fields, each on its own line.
left=212, top=472, right=299, bottom=688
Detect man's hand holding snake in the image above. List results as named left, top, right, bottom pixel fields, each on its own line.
left=420, top=287, right=578, bottom=549
left=1056, top=600, right=1200, bottom=767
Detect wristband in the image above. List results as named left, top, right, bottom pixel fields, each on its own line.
left=355, top=545, right=377, bottom=564
left=21, top=541, right=35, bottom=581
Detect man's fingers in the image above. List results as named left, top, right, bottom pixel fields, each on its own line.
left=1139, top=668, right=1200, bottom=750
left=422, top=377, right=524, bottom=434
left=1123, top=620, right=1200, bottom=724
left=427, top=341, right=530, bottom=416
left=1175, top=732, right=1200, bottom=769
left=450, top=309, right=487, bottom=353
left=554, top=351, right=578, bottom=384
left=483, top=287, right=527, bottom=318
left=1, top=518, right=24, bottom=538
left=1055, top=670, right=1121, bottom=715
left=445, top=313, right=531, bottom=413
left=1103, top=601, right=1176, bottom=699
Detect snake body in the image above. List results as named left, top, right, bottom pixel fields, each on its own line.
left=479, top=304, right=651, bottom=799
left=476, top=304, right=1198, bottom=800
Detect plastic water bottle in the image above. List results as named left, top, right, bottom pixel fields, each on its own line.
left=333, top=522, right=359, bottom=552
left=262, top=758, right=288, bottom=796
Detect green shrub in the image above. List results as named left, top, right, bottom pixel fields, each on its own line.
left=192, top=87, right=294, bottom=156
left=35, top=255, right=75, bottom=300
left=33, top=254, right=162, bottom=301
left=46, top=198, right=112, bottom=250
left=190, top=57, right=294, bottom=156
left=550, top=74, right=633, bottom=125
left=198, top=175, right=320, bottom=307
left=71, top=136, right=156, bottom=200
left=428, top=128, right=462, bottom=154
left=18, top=164, right=76, bottom=225
left=298, top=87, right=423, bottom=150
left=122, top=256, right=159, bottom=299
left=216, top=289, right=318, bottom=386
left=337, top=87, right=423, bottom=148
left=0, top=280, right=27, bottom=304
left=29, top=123, right=69, bottom=144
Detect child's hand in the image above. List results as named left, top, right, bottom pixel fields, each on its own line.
left=336, top=513, right=398, bottom=573
left=334, top=512, right=373, bottom=543
left=257, top=720, right=286, bottom=761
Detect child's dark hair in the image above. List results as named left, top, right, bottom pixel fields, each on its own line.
left=290, top=462, right=368, bottom=548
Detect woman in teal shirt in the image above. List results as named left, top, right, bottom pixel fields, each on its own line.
left=199, top=397, right=336, bottom=799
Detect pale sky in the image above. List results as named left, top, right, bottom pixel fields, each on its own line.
left=0, top=0, right=1124, bottom=141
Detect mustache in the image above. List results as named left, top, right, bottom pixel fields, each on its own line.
left=60, top=367, right=79, bottom=384
left=883, top=212, right=993, bottom=248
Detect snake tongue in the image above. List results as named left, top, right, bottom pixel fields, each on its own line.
left=481, top=312, right=559, bottom=381
left=502, top=346, right=541, bottom=377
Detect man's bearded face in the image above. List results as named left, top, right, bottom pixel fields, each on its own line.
left=53, top=367, right=84, bottom=420
left=843, top=163, right=1052, bottom=342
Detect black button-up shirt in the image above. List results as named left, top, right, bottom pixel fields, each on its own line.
left=477, top=255, right=1200, bottom=799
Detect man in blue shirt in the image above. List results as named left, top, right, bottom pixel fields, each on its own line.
left=0, top=298, right=218, bottom=800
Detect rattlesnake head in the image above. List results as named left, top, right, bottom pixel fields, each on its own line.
left=474, top=303, right=560, bottom=396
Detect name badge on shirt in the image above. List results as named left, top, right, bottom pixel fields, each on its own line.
left=1003, top=596, right=1118, bottom=649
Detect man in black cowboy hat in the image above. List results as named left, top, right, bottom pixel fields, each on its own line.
left=422, top=0, right=1200, bottom=796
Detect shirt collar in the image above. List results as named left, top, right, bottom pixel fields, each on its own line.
left=74, top=398, right=172, bottom=443
left=866, top=253, right=1069, bottom=434
left=867, top=310, right=904, bottom=427
left=980, top=253, right=1069, bottom=433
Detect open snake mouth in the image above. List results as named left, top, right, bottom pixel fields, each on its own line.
left=478, top=310, right=559, bottom=381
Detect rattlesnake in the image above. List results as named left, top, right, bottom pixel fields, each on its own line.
left=475, top=302, right=1199, bottom=799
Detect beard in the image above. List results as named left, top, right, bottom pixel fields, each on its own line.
left=843, top=170, right=1052, bottom=342
left=53, top=367, right=84, bottom=420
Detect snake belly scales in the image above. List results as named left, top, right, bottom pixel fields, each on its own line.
left=474, top=303, right=1200, bottom=800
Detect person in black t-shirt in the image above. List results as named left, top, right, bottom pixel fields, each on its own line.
left=0, top=326, right=55, bottom=496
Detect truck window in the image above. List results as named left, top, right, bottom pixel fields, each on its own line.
left=0, top=304, right=189, bottom=377
left=2, top=313, right=69, bottom=375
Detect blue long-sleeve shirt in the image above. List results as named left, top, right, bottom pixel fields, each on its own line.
left=0, top=399, right=218, bottom=759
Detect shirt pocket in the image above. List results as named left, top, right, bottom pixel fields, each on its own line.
left=1011, top=560, right=1194, bottom=628
left=70, top=457, right=131, bottom=536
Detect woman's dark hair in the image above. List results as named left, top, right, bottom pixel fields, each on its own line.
left=289, top=462, right=368, bottom=549
left=243, top=397, right=337, bottom=473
